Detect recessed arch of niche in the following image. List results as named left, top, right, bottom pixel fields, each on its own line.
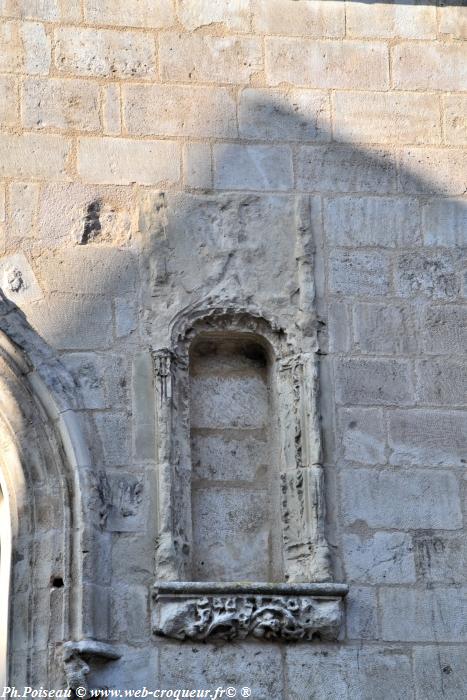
left=151, top=307, right=347, bottom=642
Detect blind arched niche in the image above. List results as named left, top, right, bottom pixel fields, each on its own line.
left=152, top=310, right=347, bottom=642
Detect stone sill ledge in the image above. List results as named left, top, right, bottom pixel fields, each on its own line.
left=153, top=581, right=348, bottom=642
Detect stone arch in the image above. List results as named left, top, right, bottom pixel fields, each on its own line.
left=0, top=297, right=118, bottom=688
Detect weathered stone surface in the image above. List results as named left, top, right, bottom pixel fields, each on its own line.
left=353, top=302, right=418, bottom=355
left=416, top=358, right=466, bottom=407
left=392, top=42, right=467, bottom=91
left=78, top=137, right=180, bottom=185
left=443, top=95, right=467, bottom=146
left=327, top=300, right=351, bottom=352
left=346, top=587, right=378, bottom=640
left=192, top=433, right=268, bottom=482
left=84, top=0, right=174, bottom=28
left=239, top=88, right=330, bottom=141
left=342, top=468, right=462, bottom=529
left=399, top=148, right=467, bottom=195
left=298, top=145, right=397, bottom=193
left=286, top=647, right=414, bottom=700
left=343, top=532, right=416, bottom=584
left=423, top=198, right=467, bottom=246
left=395, top=250, right=459, bottom=299
left=324, top=196, right=420, bottom=247
left=95, top=413, right=131, bottom=468
left=160, top=643, right=284, bottom=698
left=413, top=646, right=467, bottom=700
left=335, top=358, right=413, bottom=406
left=333, top=91, right=440, bottom=144
left=0, top=252, right=43, bottom=303
left=347, top=2, right=436, bottom=39
left=338, top=407, right=386, bottom=465
left=160, top=34, right=262, bottom=84
left=0, top=21, right=51, bottom=74
left=178, top=0, right=251, bottom=31
left=266, top=38, right=389, bottom=89
left=214, top=144, right=293, bottom=190
left=191, top=375, right=268, bottom=428
left=381, top=587, right=467, bottom=642
left=0, top=133, right=70, bottom=179
left=414, top=534, right=467, bottom=585
left=0, top=75, right=17, bottom=126
left=7, top=182, right=39, bottom=243
left=388, top=409, right=467, bottom=467
left=422, top=305, right=467, bottom=354
left=22, top=78, right=100, bottom=131
left=253, top=0, right=344, bottom=37
left=55, top=27, right=156, bottom=78
left=123, top=84, right=237, bottom=138
left=439, top=6, right=467, bottom=39
left=183, top=142, right=212, bottom=189
left=329, top=250, right=391, bottom=296
left=102, top=84, right=121, bottom=136
left=0, top=0, right=80, bottom=21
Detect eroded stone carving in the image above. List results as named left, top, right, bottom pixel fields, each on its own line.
left=63, top=641, right=120, bottom=696
left=154, top=593, right=344, bottom=642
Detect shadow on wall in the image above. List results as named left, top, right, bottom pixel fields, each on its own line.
left=0, top=83, right=466, bottom=683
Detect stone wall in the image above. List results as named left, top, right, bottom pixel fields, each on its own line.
left=0, top=1, right=466, bottom=698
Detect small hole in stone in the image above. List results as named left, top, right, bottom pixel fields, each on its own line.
left=51, top=577, right=64, bottom=588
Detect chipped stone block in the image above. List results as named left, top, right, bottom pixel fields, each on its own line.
left=423, top=198, right=467, bottom=246
left=253, top=0, right=344, bottom=38
left=395, top=251, right=459, bottom=299
left=329, top=251, right=391, bottom=297
left=333, top=91, right=440, bottom=145
left=286, top=647, right=414, bottom=700
left=338, top=407, right=386, bottom=465
left=266, top=38, right=389, bottom=89
left=342, top=468, right=462, bottom=530
left=214, top=144, right=293, bottom=191
left=160, top=33, right=262, bottom=84
left=0, top=252, right=43, bottom=303
left=343, top=533, right=416, bottom=584
left=78, top=137, right=180, bottom=186
left=335, top=358, right=413, bottom=406
left=353, top=302, right=418, bottom=355
left=324, top=196, right=420, bottom=247
left=55, top=27, right=156, bottom=79
left=381, top=587, right=467, bottom=642
left=123, top=84, right=237, bottom=139
left=346, top=587, right=378, bottom=640
left=84, top=0, right=174, bottom=28
left=239, top=87, right=330, bottom=142
left=392, top=42, right=467, bottom=91
left=297, top=145, right=397, bottom=194
left=389, top=409, right=467, bottom=467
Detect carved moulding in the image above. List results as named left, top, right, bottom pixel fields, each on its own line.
left=154, top=583, right=347, bottom=642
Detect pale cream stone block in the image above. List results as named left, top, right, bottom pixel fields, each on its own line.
left=184, top=143, right=212, bottom=189
left=0, top=75, right=17, bottom=126
left=392, top=43, right=467, bottom=91
left=178, top=0, right=250, bottom=31
left=439, top=5, right=467, bottom=39
left=346, top=1, right=436, bottom=39
left=78, top=137, right=180, bottom=185
left=239, top=87, right=330, bottom=141
left=399, top=148, right=467, bottom=196
left=159, top=33, right=262, bottom=84
left=103, top=84, right=121, bottom=136
left=266, top=38, right=389, bottom=89
left=332, top=91, right=440, bottom=145
left=55, top=27, right=156, bottom=79
left=0, top=0, right=81, bottom=21
left=0, top=133, right=70, bottom=179
left=22, top=78, right=100, bottom=131
left=123, top=84, right=237, bottom=138
left=443, top=95, right=467, bottom=146
left=8, top=182, right=39, bottom=240
left=0, top=20, right=50, bottom=74
left=0, top=185, right=5, bottom=222
left=84, top=0, right=174, bottom=28
left=253, top=0, right=344, bottom=38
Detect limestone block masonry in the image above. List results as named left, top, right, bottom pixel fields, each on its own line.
left=0, top=1, right=466, bottom=698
